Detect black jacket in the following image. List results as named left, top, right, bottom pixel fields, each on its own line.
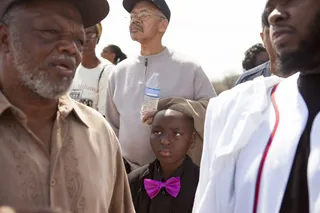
left=128, top=156, right=199, bottom=213
left=235, top=61, right=271, bottom=85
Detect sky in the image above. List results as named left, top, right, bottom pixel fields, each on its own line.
left=97, top=0, right=266, bottom=80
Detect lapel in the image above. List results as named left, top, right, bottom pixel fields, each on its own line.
left=212, top=76, right=282, bottom=163
left=205, top=76, right=282, bottom=213
left=135, top=164, right=154, bottom=213
left=308, top=113, right=320, bottom=212
left=257, top=74, right=308, bottom=213
left=172, top=156, right=199, bottom=213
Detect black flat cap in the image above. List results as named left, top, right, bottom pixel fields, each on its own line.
left=0, top=0, right=109, bottom=28
left=123, top=0, right=171, bottom=21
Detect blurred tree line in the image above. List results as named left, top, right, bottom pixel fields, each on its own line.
left=211, top=73, right=240, bottom=95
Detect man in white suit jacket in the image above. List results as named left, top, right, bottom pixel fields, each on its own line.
left=193, top=0, right=320, bottom=212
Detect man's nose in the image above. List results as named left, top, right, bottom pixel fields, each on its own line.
left=269, top=8, right=289, bottom=26
left=56, top=37, right=81, bottom=57
left=56, top=38, right=81, bottom=64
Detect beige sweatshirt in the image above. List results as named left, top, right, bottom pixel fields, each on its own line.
left=105, top=48, right=216, bottom=169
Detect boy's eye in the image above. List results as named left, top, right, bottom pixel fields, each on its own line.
left=153, top=130, right=162, bottom=135
left=173, top=132, right=181, bottom=137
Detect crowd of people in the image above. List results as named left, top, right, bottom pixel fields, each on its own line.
left=0, top=0, right=320, bottom=213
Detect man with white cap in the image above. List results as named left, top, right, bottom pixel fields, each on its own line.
left=193, top=0, right=320, bottom=212
left=0, top=0, right=134, bottom=212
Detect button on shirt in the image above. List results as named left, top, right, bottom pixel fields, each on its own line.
left=0, top=92, right=134, bottom=213
left=148, top=161, right=184, bottom=213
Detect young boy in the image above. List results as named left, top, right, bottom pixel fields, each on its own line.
left=128, top=98, right=207, bottom=213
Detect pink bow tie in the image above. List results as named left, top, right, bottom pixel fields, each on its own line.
left=144, top=177, right=181, bottom=199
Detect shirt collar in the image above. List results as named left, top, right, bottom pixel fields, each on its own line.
left=0, top=91, right=89, bottom=128
left=58, top=95, right=90, bottom=127
left=153, top=156, right=186, bottom=181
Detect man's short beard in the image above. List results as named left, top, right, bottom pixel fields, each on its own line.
left=277, top=11, right=320, bottom=75
left=9, top=27, right=73, bottom=100
left=17, top=68, right=71, bottom=100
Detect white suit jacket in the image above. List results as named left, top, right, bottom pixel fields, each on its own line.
left=193, top=73, right=320, bottom=213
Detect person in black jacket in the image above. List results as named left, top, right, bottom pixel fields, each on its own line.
left=236, top=60, right=272, bottom=85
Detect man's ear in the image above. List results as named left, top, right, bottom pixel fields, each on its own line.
left=0, top=24, right=10, bottom=53
left=158, top=19, right=168, bottom=33
left=260, top=32, right=264, bottom=42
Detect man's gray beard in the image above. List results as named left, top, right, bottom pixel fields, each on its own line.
left=10, top=31, right=73, bottom=100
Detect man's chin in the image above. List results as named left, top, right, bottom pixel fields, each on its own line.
left=276, top=43, right=298, bottom=58
left=130, top=36, right=138, bottom=42
left=33, top=83, right=72, bottom=100
left=130, top=34, right=143, bottom=42
left=82, top=48, right=95, bottom=56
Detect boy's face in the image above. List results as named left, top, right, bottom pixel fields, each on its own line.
left=150, top=109, right=195, bottom=167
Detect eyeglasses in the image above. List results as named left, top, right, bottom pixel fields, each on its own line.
left=86, top=32, right=97, bottom=39
left=130, top=11, right=165, bottom=21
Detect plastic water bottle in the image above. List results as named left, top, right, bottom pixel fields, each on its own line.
left=141, top=72, right=160, bottom=119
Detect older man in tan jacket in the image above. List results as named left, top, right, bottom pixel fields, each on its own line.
left=0, top=0, right=134, bottom=213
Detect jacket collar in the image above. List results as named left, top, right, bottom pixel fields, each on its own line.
left=137, top=47, right=171, bottom=63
